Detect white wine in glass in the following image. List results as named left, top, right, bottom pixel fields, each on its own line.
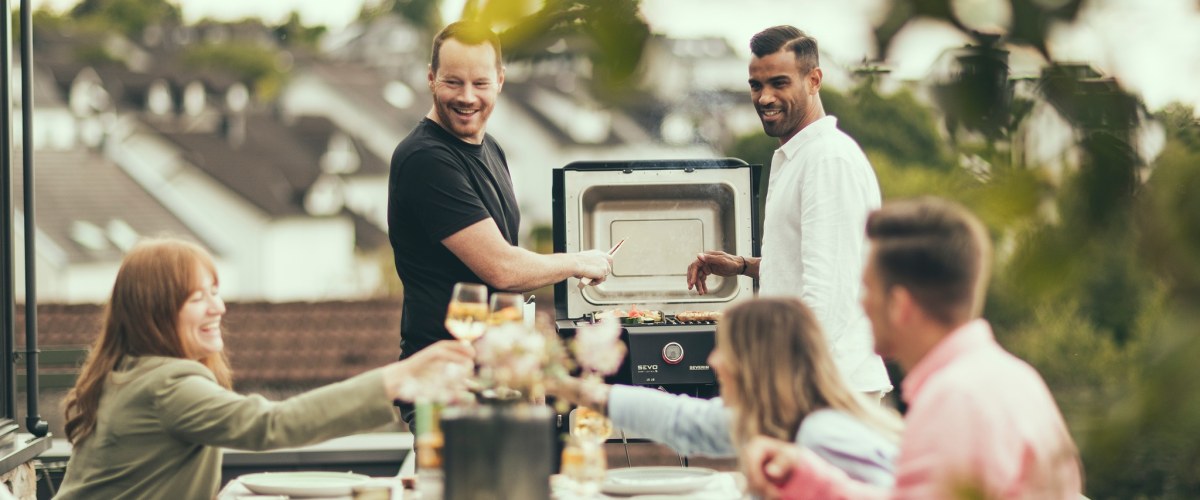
left=445, top=282, right=488, bottom=344
left=488, top=292, right=524, bottom=325
left=571, top=406, right=614, bottom=443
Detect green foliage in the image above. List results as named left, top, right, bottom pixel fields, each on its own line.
left=73, top=44, right=123, bottom=65
left=1080, top=304, right=1200, bottom=499
left=1137, top=112, right=1200, bottom=295
left=274, top=11, right=327, bottom=49
left=826, top=85, right=951, bottom=169
left=394, top=0, right=445, bottom=29
left=31, top=8, right=69, bottom=34
left=485, top=0, right=651, bottom=105
left=725, top=132, right=776, bottom=169
left=1000, top=300, right=1132, bottom=411
left=181, top=43, right=286, bottom=100
left=528, top=224, right=554, bottom=254
left=70, top=0, right=181, bottom=37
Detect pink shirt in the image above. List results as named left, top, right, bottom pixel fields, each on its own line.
left=779, top=320, right=1082, bottom=499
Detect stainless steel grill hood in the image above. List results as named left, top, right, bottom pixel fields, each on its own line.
left=553, top=159, right=764, bottom=319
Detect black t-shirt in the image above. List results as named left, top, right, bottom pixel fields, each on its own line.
left=388, top=118, right=520, bottom=356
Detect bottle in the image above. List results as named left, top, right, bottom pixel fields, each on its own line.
left=415, top=400, right=445, bottom=499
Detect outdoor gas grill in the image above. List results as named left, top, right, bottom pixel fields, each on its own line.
left=553, top=159, right=765, bottom=396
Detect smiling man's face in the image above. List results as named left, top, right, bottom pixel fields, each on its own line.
left=748, top=49, right=820, bottom=144
left=428, top=38, right=504, bottom=144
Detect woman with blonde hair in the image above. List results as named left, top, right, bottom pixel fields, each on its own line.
left=552, top=297, right=901, bottom=485
left=56, top=238, right=473, bottom=499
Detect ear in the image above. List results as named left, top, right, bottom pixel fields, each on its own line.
left=427, top=64, right=435, bottom=90
left=887, top=286, right=915, bottom=327
left=497, top=65, right=506, bottom=91
left=808, top=67, right=823, bottom=94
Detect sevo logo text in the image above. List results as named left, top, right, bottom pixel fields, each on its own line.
left=636, top=364, right=659, bottom=372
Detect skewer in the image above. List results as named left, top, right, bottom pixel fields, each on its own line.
left=580, top=238, right=627, bottom=287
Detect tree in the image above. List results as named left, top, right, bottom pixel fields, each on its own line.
left=274, top=11, right=327, bottom=49
left=69, top=0, right=181, bottom=37
left=181, top=42, right=286, bottom=100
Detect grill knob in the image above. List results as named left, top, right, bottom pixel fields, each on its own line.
left=662, top=342, right=684, bottom=365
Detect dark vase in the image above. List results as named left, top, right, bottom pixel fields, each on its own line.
left=441, top=403, right=555, bottom=500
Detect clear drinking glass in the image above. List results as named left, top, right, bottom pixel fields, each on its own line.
left=561, top=437, right=606, bottom=497
left=571, top=405, right=614, bottom=443
left=445, top=282, right=488, bottom=344
left=488, top=292, right=525, bottom=326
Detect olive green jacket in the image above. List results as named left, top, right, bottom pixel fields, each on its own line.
left=55, top=356, right=398, bottom=499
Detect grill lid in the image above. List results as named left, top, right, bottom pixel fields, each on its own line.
left=553, top=159, right=764, bottom=319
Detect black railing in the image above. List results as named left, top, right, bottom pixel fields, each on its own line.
left=18, top=0, right=48, bottom=438
left=1, top=0, right=48, bottom=439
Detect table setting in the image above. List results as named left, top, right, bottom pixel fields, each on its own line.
left=219, top=468, right=744, bottom=499
left=220, top=284, right=746, bottom=499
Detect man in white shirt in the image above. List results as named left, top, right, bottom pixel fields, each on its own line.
left=687, top=25, right=890, bottom=395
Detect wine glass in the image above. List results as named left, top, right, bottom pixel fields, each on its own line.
left=445, top=282, right=488, bottom=344
left=571, top=405, right=614, bottom=443
left=488, top=292, right=524, bottom=326
left=561, top=436, right=606, bottom=497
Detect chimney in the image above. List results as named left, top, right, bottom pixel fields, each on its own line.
left=219, top=112, right=246, bottom=149
left=222, top=82, right=250, bottom=148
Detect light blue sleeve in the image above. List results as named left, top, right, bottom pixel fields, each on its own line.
left=796, top=409, right=898, bottom=487
left=606, top=385, right=736, bottom=457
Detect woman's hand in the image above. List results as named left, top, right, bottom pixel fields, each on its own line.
left=545, top=376, right=611, bottom=413
left=384, top=340, right=475, bottom=401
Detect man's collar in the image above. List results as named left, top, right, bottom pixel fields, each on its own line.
left=900, top=318, right=994, bottom=403
left=776, top=115, right=837, bottom=160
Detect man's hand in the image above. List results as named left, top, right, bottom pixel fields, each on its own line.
left=743, top=436, right=806, bottom=499
left=687, top=251, right=742, bottom=295
left=575, top=249, right=614, bottom=287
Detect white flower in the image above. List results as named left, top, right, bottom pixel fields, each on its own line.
left=475, top=323, right=553, bottom=395
left=574, top=320, right=626, bottom=376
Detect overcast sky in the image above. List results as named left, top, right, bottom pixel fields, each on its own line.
left=26, top=0, right=1200, bottom=112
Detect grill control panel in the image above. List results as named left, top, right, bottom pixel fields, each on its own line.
left=628, top=327, right=715, bottom=385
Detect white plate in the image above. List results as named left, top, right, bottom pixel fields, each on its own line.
left=600, top=466, right=717, bottom=495
left=238, top=471, right=372, bottom=498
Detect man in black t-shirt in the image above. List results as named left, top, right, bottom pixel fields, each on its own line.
left=387, top=21, right=612, bottom=421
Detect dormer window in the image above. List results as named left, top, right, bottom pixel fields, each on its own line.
left=147, top=79, right=173, bottom=116
left=320, top=133, right=360, bottom=174
left=69, top=67, right=109, bottom=117
left=69, top=220, right=109, bottom=252
left=225, top=83, right=249, bottom=112
left=383, top=80, right=414, bottom=109
left=183, top=81, right=206, bottom=116
left=304, top=174, right=345, bottom=217
left=106, top=219, right=140, bottom=251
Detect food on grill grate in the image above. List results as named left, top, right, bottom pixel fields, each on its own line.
left=674, top=311, right=722, bottom=323
left=595, top=306, right=663, bottom=324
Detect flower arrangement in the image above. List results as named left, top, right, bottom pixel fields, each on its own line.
left=570, top=319, right=625, bottom=378
left=470, top=314, right=624, bottom=406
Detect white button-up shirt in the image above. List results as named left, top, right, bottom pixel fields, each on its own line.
left=758, top=116, right=891, bottom=393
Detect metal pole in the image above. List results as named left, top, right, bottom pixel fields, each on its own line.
left=20, top=0, right=48, bottom=437
left=1, top=0, right=19, bottom=428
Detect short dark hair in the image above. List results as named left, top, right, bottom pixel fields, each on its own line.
left=749, top=25, right=820, bottom=74
left=866, top=197, right=992, bottom=326
left=430, top=21, right=503, bottom=74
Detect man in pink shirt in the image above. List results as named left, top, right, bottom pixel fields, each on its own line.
left=743, top=197, right=1083, bottom=499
